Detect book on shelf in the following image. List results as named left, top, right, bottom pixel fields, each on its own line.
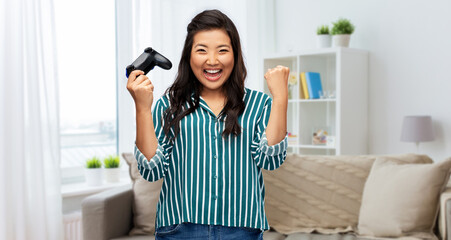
left=299, top=72, right=309, bottom=99
left=305, top=72, right=323, bottom=99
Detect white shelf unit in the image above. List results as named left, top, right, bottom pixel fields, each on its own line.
left=262, top=47, right=369, bottom=155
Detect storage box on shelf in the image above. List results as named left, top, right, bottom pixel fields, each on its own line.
left=262, top=47, right=369, bottom=155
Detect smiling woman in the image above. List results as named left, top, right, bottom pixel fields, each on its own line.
left=126, top=9, right=288, bottom=240
left=190, top=29, right=235, bottom=98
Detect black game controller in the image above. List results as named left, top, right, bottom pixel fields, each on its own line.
left=125, top=47, right=172, bottom=78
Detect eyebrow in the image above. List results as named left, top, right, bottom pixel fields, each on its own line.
left=194, top=44, right=231, bottom=48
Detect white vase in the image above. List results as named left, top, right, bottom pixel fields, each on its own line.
left=317, top=34, right=332, bottom=48
left=105, top=168, right=121, bottom=183
left=85, top=168, right=103, bottom=186
left=333, top=34, right=351, bottom=47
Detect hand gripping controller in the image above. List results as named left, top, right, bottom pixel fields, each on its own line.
left=125, top=47, right=172, bottom=78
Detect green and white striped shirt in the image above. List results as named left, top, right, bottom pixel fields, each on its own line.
left=134, top=87, right=288, bottom=231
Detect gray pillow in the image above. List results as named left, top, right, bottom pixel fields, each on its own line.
left=123, top=153, right=162, bottom=236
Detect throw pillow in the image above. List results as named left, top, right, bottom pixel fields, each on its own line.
left=263, top=153, right=433, bottom=235
left=123, top=152, right=163, bottom=236
left=358, top=157, right=451, bottom=238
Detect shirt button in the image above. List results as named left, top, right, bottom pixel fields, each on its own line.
left=213, top=175, right=218, bottom=179
left=214, top=196, right=218, bottom=200
left=213, top=136, right=217, bottom=140
left=214, top=155, right=217, bottom=159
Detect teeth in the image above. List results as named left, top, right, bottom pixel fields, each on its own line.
left=205, top=69, right=221, bottom=74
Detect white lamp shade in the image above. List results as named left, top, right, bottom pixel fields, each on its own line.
left=400, top=115, right=435, bottom=142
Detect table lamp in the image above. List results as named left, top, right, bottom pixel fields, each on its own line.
left=400, top=115, right=435, bottom=152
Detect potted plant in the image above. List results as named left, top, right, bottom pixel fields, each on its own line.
left=316, top=25, right=331, bottom=48
left=331, top=18, right=355, bottom=47
left=103, top=155, right=121, bottom=183
left=85, top=157, right=103, bottom=186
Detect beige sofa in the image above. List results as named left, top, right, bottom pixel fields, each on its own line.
left=82, top=153, right=451, bottom=240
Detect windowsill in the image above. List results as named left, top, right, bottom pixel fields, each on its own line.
left=61, top=177, right=132, bottom=198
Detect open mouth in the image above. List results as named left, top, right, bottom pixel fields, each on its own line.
left=203, top=69, right=223, bottom=81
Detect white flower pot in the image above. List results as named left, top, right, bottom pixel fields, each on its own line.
left=85, top=168, right=103, bottom=186
left=333, top=34, right=351, bottom=47
left=105, top=168, right=121, bottom=183
left=317, top=34, right=331, bottom=48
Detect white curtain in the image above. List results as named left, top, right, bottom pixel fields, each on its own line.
left=0, top=0, right=63, bottom=239
left=117, top=0, right=275, bottom=154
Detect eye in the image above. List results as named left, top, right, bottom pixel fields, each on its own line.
left=196, top=49, right=206, bottom=53
left=219, top=49, right=229, bottom=53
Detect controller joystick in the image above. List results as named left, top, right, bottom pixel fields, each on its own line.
left=126, top=47, right=172, bottom=78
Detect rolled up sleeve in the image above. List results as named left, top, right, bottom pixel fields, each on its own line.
left=134, top=96, right=173, bottom=182
left=251, top=97, right=288, bottom=170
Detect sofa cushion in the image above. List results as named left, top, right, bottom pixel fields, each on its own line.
left=123, top=153, right=162, bottom=236
left=284, top=232, right=368, bottom=240
left=263, top=229, right=288, bottom=240
left=263, top=154, right=433, bottom=235
left=357, top=157, right=451, bottom=239
left=111, top=235, right=155, bottom=240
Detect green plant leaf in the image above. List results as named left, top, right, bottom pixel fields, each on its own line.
left=316, top=25, right=330, bottom=35
left=103, top=155, right=120, bottom=168
left=86, top=157, right=102, bottom=168
left=331, top=18, right=355, bottom=35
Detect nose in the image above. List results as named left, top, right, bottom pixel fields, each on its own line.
left=206, top=52, right=218, bottom=65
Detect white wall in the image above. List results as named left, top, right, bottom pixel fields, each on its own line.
left=271, top=0, right=451, bottom=161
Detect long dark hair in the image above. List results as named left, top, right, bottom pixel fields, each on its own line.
left=163, top=9, right=246, bottom=140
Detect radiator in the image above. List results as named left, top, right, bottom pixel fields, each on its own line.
left=63, top=211, right=83, bottom=240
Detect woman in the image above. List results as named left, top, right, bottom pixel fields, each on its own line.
left=127, top=9, right=289, bottom=240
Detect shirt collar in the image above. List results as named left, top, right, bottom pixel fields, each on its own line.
left=189, top=87, right=248, bottom=120
left=190, top=87, right=248, bottom=100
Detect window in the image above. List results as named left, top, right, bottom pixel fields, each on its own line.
left=54, top=0, right=117, bottom=183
